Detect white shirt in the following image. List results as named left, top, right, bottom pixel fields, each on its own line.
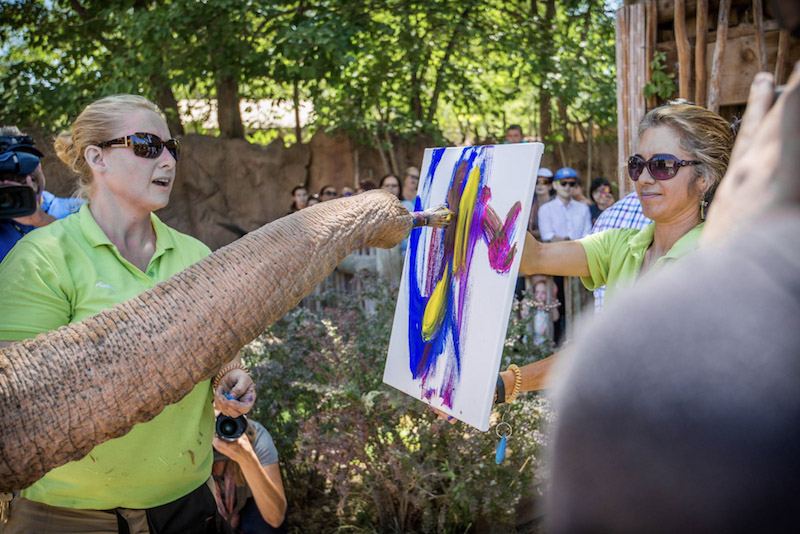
left=538, top=197, right=592, bottom=241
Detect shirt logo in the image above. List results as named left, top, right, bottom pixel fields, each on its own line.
left=95, top=282, right=115, bottom=291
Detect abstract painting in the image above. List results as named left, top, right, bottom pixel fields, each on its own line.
left=383, top=143, right=543, bottom=430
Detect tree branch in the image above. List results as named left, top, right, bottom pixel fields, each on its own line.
left=425, top=2, right=475, bottom=123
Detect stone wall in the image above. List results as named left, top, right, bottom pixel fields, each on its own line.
left=39, top=131, right=618, bottom=250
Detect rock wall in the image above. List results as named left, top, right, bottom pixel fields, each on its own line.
left=39, top=131, right=618, bottom=250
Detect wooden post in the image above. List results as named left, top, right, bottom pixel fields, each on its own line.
left=353, top=147, right=360, bottom=187
left=587, top=118, right=593, bottom=180
left=775, top=29, right=791, bottom=84
left=615, top=3, right=647, bottom=198
left=707, top=0, right=731, bottom=113
left=645, top=0, right=658, bottom=109
left=753, top=0, right=767, bottom=72
left=694, top=0, right=708, bottom=107
left=674, top=0, right=693, bottom=101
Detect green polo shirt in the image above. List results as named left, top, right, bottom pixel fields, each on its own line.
left=578, top=222, right=704, bottom=303
left=0, top=203, right=214, bottom=509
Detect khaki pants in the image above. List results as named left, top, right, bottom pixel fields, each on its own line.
left=3, top=497, right=149, bottom=534
left=3, top=479, right=218, bottom=534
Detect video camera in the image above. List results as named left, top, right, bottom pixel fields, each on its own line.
left=0, top=135, right=42, bottom=219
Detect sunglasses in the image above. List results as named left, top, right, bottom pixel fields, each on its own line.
left=537, top=179, right=552, bottom=186
left=322, top=190, right=338, bottom=197
left=98, top=132, right=180, bottom=162
left=627, top=154, right=700, bottom=181
left=558, top=180, right=577, bottom=187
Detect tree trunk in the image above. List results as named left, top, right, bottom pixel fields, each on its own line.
left=216, top=72, right=245, bottom=139
left=538, top=0, right=557, bottom=140
left=293, top=80, right=303, bottom=143
left=150, top=73, right=184, bottom=137
left=0, top=191, right=420, bottom=491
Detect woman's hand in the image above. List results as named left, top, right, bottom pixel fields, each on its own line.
left=212, top=432, right=255, bottom=465
left=214, top=369, right=256, bottom=417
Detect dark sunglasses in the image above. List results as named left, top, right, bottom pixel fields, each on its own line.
left=627, top=154, right=700, bottom=181
left=322, top=190, right=338, bottom=197
left=537, top=179, right=552, bottom=186
left=558, top=180, right=577, bottom=187
left=98, top=132, right=180, bottom=162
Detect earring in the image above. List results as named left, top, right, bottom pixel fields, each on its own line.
left=700, top=199, right=709, bottom=220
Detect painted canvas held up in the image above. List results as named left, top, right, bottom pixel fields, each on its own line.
left=383, top=143, right=543, bottom=431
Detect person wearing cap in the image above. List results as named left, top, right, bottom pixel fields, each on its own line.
left=536, top=167, right=592, bottom=242
left=0, top=126, right=83, bottom=262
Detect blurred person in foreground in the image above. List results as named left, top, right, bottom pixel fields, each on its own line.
left=0, top=95, right=254, bottom=533
left=547, top=61, right=800, bottom=533
left=0, top=126, right=83, bottom=262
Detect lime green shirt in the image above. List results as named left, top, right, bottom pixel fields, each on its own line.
left=578, top=222, right=704, bottom=302
left=0, top=204, right=214, bottom=509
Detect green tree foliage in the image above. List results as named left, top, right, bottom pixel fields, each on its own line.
left=1, top=0, right=617, bottom=144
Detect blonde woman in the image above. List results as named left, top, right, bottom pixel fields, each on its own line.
left=496, top=102, right=735, bottom=399
left=0, top=94, right=254, bottom=533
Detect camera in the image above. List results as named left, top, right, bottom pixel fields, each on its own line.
left=216, top=414, right=248, bottom=441
left=1, top=146, right=41, bottom=219
left=0, top=185, right=36, bottom=219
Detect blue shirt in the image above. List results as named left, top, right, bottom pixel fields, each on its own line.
left=0, top=190, right=84, bottom=262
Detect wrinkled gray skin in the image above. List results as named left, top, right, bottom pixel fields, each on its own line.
left=0, top=191, right=446, bottom=491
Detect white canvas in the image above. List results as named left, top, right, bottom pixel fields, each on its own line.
left=383, top=143, right=544, bottom=431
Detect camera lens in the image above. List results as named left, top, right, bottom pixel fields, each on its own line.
left=215, top=414, right=247, bottom=441
left=0, top=190, right=18, bottom=210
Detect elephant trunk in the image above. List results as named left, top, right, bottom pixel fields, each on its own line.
left=0, top=190, right=413, bottom=491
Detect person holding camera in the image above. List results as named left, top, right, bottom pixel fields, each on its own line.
left=213, top=413, right=287, bottom=533
left=0, top=95, right=255, bottom=533
left=0, top=126, right=83, bottom=262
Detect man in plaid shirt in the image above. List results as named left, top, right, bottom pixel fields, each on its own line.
left=590, top=192, right=652, bottom=313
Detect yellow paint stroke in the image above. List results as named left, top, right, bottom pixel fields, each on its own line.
left=453, top=166, right=481, bottom=274
left=422, top=273, right=450, bottom=341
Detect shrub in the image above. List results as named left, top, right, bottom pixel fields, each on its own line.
left=243, top=273, right=554, bottom=532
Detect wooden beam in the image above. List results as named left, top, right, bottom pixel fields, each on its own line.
left=707, top=0, right=731, bottom=112
left=646, top=0, right=658, bottom=109
left=615, top=4, right=647, bottom=197
left=775, top=29, right=791, bottom=84
left=753, top=0, right=767, bottom=71
left=694, top=0, right=708, bottom=106
left=675, top=0, right=693, bottom=100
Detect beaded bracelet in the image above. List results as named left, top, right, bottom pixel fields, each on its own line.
left=212, top=362, right=249, bottom=391
left=505, top=364, right=523, bottom=404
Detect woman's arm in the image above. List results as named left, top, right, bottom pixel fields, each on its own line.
left=237, top=456, right=287, bottom=527
left=500, top=352, right=561, bottom=394
left=520, top=232, right=591, bottom=277
left=213, top=435, right=287, bottom=527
